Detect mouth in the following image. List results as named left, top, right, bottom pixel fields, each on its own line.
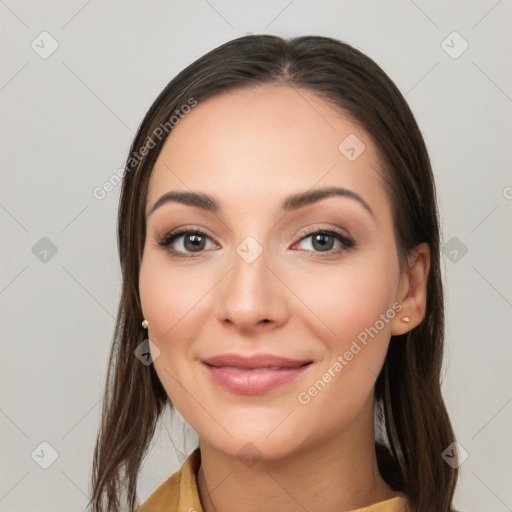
left=201, top=353, right=314, bottom=395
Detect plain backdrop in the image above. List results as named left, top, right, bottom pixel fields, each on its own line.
left=1, top=1, right=511, bottom=511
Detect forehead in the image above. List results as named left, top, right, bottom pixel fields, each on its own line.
left=147, top=84, right=390, bottom=218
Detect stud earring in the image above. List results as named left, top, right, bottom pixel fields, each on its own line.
left=402, top=316, right=410, bottom=323
left=142, top=319, right=149, bottom=329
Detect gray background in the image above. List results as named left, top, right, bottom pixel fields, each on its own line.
left=1, top=1, right=511, bottom=511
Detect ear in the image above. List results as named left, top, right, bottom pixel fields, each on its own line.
left=391, top=242, right=430, bottom=335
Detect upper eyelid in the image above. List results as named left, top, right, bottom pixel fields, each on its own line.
left=159, top=225, right=349, bottom=240
left=157, top=227, right=217, bottom=246
left=164, top=226, right=219, bottom=243
left=297, top=225, right=351, bottom=239
left=158, top=226, right=353, bottom=251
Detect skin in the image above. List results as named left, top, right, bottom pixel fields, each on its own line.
left=139, top=84, right=430, bottom=512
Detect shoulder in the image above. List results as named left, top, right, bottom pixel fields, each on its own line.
left=353, top=495, right=409, bottom=511
left=137, top=448, right=202, bottom=512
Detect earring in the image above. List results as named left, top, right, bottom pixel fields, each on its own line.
left=402, top=316, right=410, bottom=323
left=142, top=319, right=149, bottom=329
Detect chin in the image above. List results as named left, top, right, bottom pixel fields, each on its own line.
left=204, top=433, right=304, bottom=465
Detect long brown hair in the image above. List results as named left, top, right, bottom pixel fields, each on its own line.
left=89, top=34, right=458, bottom=512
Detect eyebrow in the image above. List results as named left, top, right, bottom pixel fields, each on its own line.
left=147, top=186, right=374, bottom=218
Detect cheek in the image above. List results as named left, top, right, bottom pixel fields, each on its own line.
left=139, top=255, right=198, bottom=407
left=293, top=251, right=399, bottom=344
left=139, top=237, right=401, bottom=434
left=138, top=252, right=217, bottom=394
left=139, top=252, right=212, bottom=337
left=291, top=250, right=399, bottom=409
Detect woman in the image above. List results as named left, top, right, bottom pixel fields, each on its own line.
left=89, top=34, right=459, bottom=512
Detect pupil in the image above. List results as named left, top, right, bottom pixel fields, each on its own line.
left=185, top=234, right=205, bottom=252
left=313, top=234, right=333, bottom=251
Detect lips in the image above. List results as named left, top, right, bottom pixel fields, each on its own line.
left=201, top=353, right=313, bottom=395
left=202, top=353, right=312, bottom=369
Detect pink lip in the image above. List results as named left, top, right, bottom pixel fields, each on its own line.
left=201, top=353, right=313, bottom=395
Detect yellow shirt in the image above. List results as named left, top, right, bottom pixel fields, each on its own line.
left=137, top=448, right=408, bottom=512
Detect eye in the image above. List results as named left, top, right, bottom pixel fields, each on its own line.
left=156, top=227, right=354, bottom=258
left=157, top=228, right=218, bottom=256
left=293, top=228, right=354, bottom=254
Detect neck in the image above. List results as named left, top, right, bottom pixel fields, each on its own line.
left=196, top=397, right=401, bottom=512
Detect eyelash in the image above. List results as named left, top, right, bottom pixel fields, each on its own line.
left=156, top=226, right=355, bottom=258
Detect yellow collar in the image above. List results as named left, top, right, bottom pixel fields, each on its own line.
left=137, top=448, right=408, bottom=512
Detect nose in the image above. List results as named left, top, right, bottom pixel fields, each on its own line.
left=215, top=242, right=289, bottom=334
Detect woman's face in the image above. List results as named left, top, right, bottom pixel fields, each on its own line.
left=139, top=84, right=407, bottom=460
